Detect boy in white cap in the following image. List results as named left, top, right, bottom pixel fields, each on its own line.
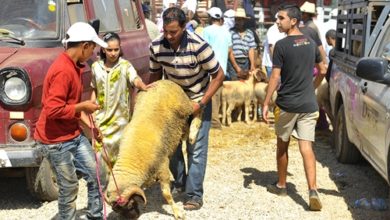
left=34, top=22, right=107, bottom=220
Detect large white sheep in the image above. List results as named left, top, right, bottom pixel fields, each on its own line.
left=105, top=80, right=193, bottom=219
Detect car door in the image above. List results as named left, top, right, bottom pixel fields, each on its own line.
left=357, top=21, right=390, bottom=176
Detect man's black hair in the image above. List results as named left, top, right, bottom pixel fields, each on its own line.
left=162, top=7, right=186, bottom=27
left=325, top=29, right=336, bottom=40
left=278, top=4, right=302, bottom=22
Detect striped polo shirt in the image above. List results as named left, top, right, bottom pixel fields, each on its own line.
left=149, top=31, right=220, bottom=100
left=230, top=29, right=257, bottom=59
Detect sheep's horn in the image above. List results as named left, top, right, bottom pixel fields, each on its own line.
left=122, top=185, right=147, bottom=205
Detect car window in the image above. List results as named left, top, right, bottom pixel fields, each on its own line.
left=375, top=25, right=390, bottom=61
left=92, top=0, right=120, bottom=32
left=118, top=0, right=142, bottom=31
left=0, top=0, right=59, bottom=39
left=67, top=2, right=86, bottom=24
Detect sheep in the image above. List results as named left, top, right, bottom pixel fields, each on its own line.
left=221, top=69, right=262, bottom=126
left=252, top=82, right=277, bottom=121
left=105, top=80, right=194, bottom=220
left=316, top=80, right=334, bottom=127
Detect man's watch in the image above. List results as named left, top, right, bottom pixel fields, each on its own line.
left=198, top=101, right=206, bottom=110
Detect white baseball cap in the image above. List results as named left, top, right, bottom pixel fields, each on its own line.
left=208, top=7, right=223, bottom=19
left=224, top=9, right=235, bottom=18
left=63, top=22, right=108, bottom=48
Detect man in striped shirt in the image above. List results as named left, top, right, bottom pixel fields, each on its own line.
left=149, top=7, right=225, bottom=211
left=227, top=8, right=257, bottom=80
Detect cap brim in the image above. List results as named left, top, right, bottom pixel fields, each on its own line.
left=93, top=37, right=108, bottom=48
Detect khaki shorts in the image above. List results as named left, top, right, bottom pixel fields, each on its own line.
left=275, top=108, right=319, bottom=142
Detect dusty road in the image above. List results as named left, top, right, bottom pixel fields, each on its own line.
left=0, top=121, right=389, bottom=219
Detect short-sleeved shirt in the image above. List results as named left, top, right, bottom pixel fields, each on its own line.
left=203, top=24, right=232, bottom=74
left=230, top=29, right=257, bottom=59
left=273, top=35, right=322, bottom=113
left=149, top=31, right=220, bottom=100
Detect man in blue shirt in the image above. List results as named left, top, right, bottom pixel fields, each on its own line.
left=203, top=7, right=232, bottom=128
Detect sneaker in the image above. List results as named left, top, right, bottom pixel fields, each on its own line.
left=309, top=190, right=322, bottom=211
left=266, top=182, right=287, bottom=196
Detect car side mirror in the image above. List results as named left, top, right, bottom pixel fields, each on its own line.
left=89, top=19, right=100, bottom=34
left=356, top=58, right=390, bottom=85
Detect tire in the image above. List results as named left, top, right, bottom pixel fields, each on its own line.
left=334, top=104, right=362, bottom=163
left=26, top=157, right=58, bottom=201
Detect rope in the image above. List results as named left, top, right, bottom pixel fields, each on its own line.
left=88, top=115, right=124, bottom=219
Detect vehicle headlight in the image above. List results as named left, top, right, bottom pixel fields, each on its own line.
left=4, top=77, right=27, bottom=101
left=0, top=67, right=31, bottom=106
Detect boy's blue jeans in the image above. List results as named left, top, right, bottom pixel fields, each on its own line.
left=170, top=102, right=211, bottom=203
left=41, top=134, right=103, bottom=220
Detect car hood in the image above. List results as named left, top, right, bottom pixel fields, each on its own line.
left=0, top=47, right=63, bottom=68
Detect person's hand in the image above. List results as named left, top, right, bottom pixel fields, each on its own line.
left=262, top=105, right=269, bottom=124
left=237, top=69, right=249, bottom=80
left=192, top=101, right=202, bottom=116
left=80, top=100, right=100, bottom=114
left=92, top=127, right=103, bottom=143
left=145, top=82, right=157, bottom=90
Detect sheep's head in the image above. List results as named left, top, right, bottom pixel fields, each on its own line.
left=252, top=68, right=267, bottom=83
left=106, top=184, right=147, bottom=219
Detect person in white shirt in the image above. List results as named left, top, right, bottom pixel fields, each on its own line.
left=182, top=0, right=198, bottom=20
left=203, top=7, right=232, bottom=128
left=262, top=20, right=286, bottom=78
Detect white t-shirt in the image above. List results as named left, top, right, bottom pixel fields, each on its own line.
left=163, top=0, right=177, bottom=9
left=262, top=24, right=286, bottom=67
left=182, top=0, right=197, bottom=13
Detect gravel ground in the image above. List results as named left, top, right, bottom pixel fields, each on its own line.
left=0, top=121, right=389, bottom=220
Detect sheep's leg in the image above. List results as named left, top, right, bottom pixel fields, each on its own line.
left=244, top=101, right=251, bottom=124
left=253, top=100, right=258, bottom=121
left=226, top=103, right=234, bottom=126
left=236, top=106, right=242, bottom=122
left=188, top=111, right=202, bottom=145
left=221, top=99, right=227, bottom=126
left=160, top=160, right=184, bottom=220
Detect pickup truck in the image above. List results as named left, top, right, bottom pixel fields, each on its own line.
left=0, top=0, right=150, bottom=201
left=328, top=0, right=390, bottom=187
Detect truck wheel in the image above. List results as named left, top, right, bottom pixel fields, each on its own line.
left=334, top=104, right=361, bottom=163
left=26, top=157, right=58, bottom=201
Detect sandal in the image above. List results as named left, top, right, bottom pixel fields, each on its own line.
left=183, top=199, right=203, bottom=211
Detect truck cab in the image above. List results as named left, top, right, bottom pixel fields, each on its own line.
left=329, top=0, right=390, bottom=185
left=0, top=0, right=150, bottom=201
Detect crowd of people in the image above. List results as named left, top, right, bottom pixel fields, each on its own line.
left=34, top=1, right=338, bottom=219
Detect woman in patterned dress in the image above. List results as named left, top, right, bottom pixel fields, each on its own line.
left=91, top=32, right=149, bottom=166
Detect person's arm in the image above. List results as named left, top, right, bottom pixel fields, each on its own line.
left=313, top=61, right=327, bottom=89
left=262, top=67, right=281, bottom=123
left=194, top=67, right=225, bottom=114
left=148, top=44, right=163, bottom=83
left=134, top=77, right=150, bottom=91
left=318, top=45, right=328, bottom=66
left=248, top=47, right=256, bottom=70
left=228, top=47, right=242, bottom=74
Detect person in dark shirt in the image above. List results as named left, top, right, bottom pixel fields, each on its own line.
left=262, top=5, right=326, bottom=211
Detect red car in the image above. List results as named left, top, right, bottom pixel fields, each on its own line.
left=0, top=0, right=150, bottom=201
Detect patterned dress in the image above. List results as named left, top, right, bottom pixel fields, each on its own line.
left=91, top=57, right=139, bottom=162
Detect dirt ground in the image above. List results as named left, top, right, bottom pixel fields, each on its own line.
left=0, top=120, right=389, bottom=220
